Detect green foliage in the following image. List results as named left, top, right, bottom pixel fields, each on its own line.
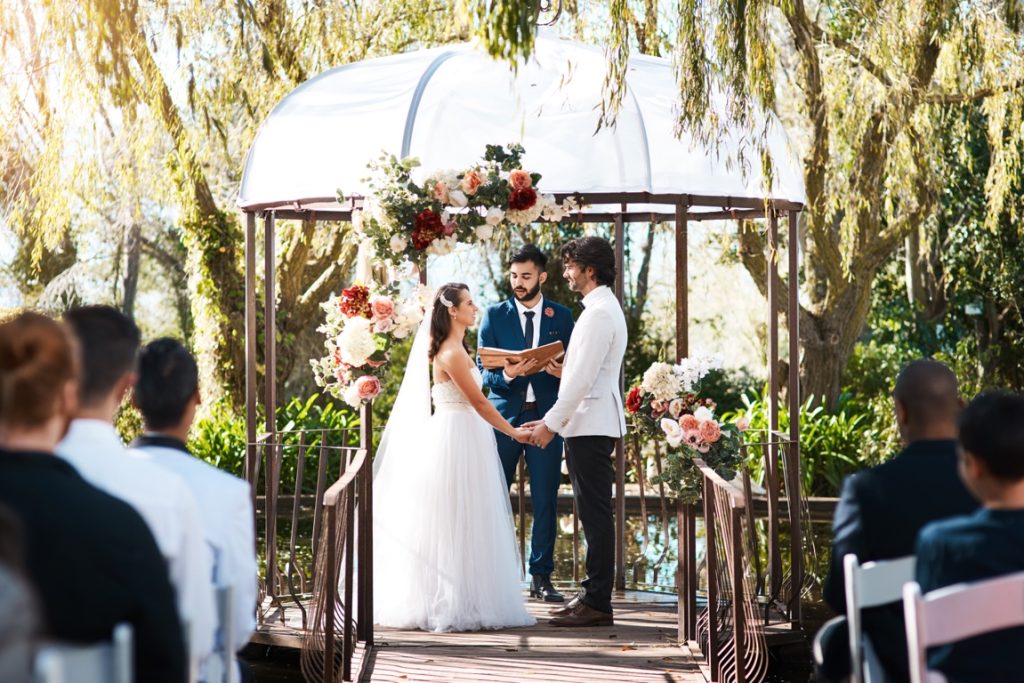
left=727, top=389, right=899, bottom=497
left=189, top=395, right=359, bottom=494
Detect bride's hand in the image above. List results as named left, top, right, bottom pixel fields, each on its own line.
left=511, top=427, right=534, bottom=444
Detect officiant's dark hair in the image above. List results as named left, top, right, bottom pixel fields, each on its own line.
left=560, top=236, right=615, bottom=286
left=429, top=283, right=471, bottom=361
left=63, top=305, right=140, bottom=407
left=136, top=338, right=199, bottom=430
left=509, top=243, right=547, bottom=270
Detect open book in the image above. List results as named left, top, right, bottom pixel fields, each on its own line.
left=479, top=341, right=565, bottom=372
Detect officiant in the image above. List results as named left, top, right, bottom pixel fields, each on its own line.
left=477, top=244, right=575, bottom=603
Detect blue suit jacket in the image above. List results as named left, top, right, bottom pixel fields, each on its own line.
left=476, top=298, right=574, bottom=420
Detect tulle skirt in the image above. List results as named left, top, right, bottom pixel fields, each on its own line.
left=372, top=405, right=535, bottom=632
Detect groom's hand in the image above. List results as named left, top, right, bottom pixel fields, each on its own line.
left=530, top=423, right=556, bottom=448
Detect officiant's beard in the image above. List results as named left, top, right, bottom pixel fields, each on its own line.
left=513, top=281, right=542, bottom=303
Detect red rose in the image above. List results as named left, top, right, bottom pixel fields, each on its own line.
left=338, top=285, right=372, bottom=318
left=544, top=307, right=554, bottom=318
left=412, top=208, right=443, bottom=249
left=508, top=187, right=537, bottom=211
left=626, top=386, right=643, bottom=414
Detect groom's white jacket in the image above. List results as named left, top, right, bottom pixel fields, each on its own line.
left=543, top=285, right=627, bottom=438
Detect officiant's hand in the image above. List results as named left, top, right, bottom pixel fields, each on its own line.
left=543, top=358, right=563, bottom=378
left=504, top=357, right=540, bottom=378
left=529, top=422, right=556, bottom=448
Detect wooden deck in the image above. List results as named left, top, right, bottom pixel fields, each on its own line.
left=254, top=590, right=705, bottom=682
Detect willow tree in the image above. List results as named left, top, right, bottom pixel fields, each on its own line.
left=1, top=0, right=467, bottom=403
left=484, top=0, right=1024, bottom=406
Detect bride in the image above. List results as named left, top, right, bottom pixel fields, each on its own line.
left=372, top=282, right=536, bottom=632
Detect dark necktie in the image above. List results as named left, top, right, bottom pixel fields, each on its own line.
left=523, top=311, right=535, bottom=349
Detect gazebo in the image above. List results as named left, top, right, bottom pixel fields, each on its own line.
left=239, top=33, right=806, bottom=683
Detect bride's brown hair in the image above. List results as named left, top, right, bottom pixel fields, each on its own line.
left=428, top=283, right=471, bottom=361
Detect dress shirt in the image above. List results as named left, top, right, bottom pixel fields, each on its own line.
left=57, top=419, right=215, bottom=663
left=131, top=434, right=257, bottom=673
left=542, top=286, right=627, bottom=438
left=503, top=297, right=544, bottom=403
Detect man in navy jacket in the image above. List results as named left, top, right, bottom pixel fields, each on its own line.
left=477, top=244, right=574, bottom=602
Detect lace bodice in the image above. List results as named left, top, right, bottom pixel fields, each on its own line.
left=431, top=366, right=481, bottom=409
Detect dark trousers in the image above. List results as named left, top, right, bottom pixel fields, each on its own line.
left=495, top=407, right=563, bottom=577
left=565, top=434, right=616, bottom=614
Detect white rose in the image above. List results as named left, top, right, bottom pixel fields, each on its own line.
left=660, top=418, right=683, bottom=447
left=337, top=318, right=377, bottom=367
left=693, top=405, right=714, bottom=422
left=426, top=236, right=457, bottom=256
left=389, top=234, right=408, bottom=253
left=448, top=190, right=468, bottom=208
left=485, top=207, right=505, bottom=226
left=343, top=383, right=362, bottom=408
left=475, top=224, right=494, bottom=241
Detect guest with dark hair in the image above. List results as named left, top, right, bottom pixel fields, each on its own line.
left=57, top=305, right=214, bottom=667
left=131, top=338, right=257, bottom=683
left=914, top=391, right=1024, bottom=683
left=0, top=312, right=186, bottom=682
left=817, top=359, right=978, bottom=680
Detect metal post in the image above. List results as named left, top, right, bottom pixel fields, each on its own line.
left=263, top=212, right=277, bottom=440
left=787, top=209, right=803, bottom=625
left=613, top=207, right=626, bottom=592
left=359, top=402, right=374, bottom=643
left=244, top=212, right=257, bottom=493
left=767, top=210, right=781, bottom=602
left=732, top=506, right=746, bottom=683
left=704, top=478, right=720, bottom=678
left=324, top=504, right=337, bottom=682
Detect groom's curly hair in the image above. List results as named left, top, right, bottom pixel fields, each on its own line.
left=428, top=283, right=472, bottom=361
left=560, top=236, right=616, bottom=287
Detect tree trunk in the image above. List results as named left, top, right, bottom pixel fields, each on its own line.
left=121, top=223, right=141, bottom=319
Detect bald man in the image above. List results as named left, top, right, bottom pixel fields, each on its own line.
left=817, top=360, right=979, bottom=681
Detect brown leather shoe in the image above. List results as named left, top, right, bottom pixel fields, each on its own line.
left=548, top=594, right=582, bottom=617
left=548, top=601, right=614, bottom=627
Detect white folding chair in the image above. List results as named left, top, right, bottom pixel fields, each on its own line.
left=844, top=553, right=916, bottom=683
left=903, top=572, right=1024, bottom=683
left=34, top=623, right=133, bottom=683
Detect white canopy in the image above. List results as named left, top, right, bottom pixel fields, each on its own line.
left=238, top=33, right=805, bottom=214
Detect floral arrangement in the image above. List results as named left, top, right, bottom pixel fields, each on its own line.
left=310, top=283, right=431, bottom=407
left=350, top=144, right=579, bottom=267
left=626, top=354, right=748, bottom=503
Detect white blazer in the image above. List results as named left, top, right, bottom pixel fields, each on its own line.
left=543, top=285, right=627, bottom=438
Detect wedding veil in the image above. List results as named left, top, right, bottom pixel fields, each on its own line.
left=372, top=313, right=432, bottom=479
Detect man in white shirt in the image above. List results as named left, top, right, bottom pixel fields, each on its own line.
left=527, top=236, right=627, bottom=627
left=56, top=306, right=214, bottom=666
left=130, top=337, right=257, bottom=683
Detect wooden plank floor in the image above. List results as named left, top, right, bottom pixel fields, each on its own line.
left=255, top=590, right=704, bottom=682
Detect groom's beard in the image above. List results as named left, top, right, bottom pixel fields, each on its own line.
left=512, top=281, right=542, bottom=303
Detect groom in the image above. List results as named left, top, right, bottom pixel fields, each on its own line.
left=526, top=235, right=627, bottom=627
left=477, top=244, right=575, bottom=603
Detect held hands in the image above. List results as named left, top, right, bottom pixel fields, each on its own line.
left=520, top=420, right=556, bottom=448
left=503, top=357, right=541, bottom=379
left=511, top=426, right=534, bottom=444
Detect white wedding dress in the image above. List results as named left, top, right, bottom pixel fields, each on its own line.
left=372, top=357, right=535, bottom=632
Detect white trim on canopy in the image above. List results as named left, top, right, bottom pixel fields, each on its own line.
left=238, top=33, right=805, bottom=215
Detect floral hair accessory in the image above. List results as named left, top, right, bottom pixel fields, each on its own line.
left=438, top=293, right=454, bottom=308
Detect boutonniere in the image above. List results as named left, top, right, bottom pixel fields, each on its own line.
left=544, top=307, right=555, bottom=318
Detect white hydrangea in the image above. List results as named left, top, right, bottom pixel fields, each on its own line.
left=641, top=362, right=682, bottom=402
left=674, top=353, right=724, bottom=392
left=336, top=317, right=377, bottom=367
left=426, top=235, right=457, bottom=256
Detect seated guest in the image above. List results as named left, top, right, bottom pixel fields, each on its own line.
left=819, top=359, right=978, bottom=681
left=915, top=392, right=1024, bottom=683
left=131, top=338, right=257, bottom=682
left=56, top=305, right=214, bottom=663
left=0, top=312, right=185, bottom=682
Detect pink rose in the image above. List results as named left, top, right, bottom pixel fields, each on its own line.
left=679, top=414, right=699, bottom=431
left=433, top=181, right=449, bottom=203
left=354, top=375, right=381, bottom=401
left=668, top=398, right=685, bottom=418
left=373, top=318, right=394, bottom=334
left=509, top=169, right=532, bottom=191
left=650, top=399, right=668, bottom=415
left=369, top=295, right=395, bottom=320
left=442, top=220, right=457, bottom=237
left=683, top=430, right=701, bottom=447
left=460, top=169, right=483, bottom=195
left=698, top=420, right=721, bottom=444
left=736, top=416, right=750, bottom=432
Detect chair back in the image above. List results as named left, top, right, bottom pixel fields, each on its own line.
left=34, top=623, right=133, bottom=683
left=844, top=553, right=916, bottom=683
left=903, top=571, right=1024, bottom=683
